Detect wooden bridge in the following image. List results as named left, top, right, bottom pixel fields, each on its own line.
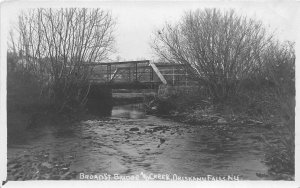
left=85, top=60, right=197, bottom=89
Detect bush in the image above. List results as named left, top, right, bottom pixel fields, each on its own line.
left=262, top=92, right=295, bottom=179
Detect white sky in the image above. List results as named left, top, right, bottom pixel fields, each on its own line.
left=4, top=1, right=299, bottom=61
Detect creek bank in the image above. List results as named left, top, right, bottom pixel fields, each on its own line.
left=144, top=97, right=294, bottom=180
left=145, top=98, right=271, bottom=132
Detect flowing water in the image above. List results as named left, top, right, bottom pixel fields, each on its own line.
left=7, top=103, right=270, bottom=180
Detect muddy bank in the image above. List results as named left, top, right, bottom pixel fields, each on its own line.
left=7, top=104, right=282, bottom=181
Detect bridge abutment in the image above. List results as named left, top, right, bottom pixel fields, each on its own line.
left=86, top=84, right=113, bottom=116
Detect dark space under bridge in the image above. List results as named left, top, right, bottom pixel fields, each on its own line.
left=85, top=60, right=197, bottom=89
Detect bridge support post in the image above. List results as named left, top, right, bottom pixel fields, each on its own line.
left=107, top=65, right=111, bottom=81
left=128, top=68, right=131, bottom=82
left=172, top=66, right=175, bottom=85
left=150, top=67, right=154, bottom=82
left=135, top=62, right=138, bottom=81
left=185, top=68, right=188, bottom=86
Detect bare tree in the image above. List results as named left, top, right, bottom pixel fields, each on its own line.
left=152, top=8, right=273, bottom=100
left=13, top=8, right=116, bottom=111
left=262, top=41, right=295, bottom=90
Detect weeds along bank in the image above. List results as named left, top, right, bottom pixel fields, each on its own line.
left=7, top=67, right=77, bottom=137
left=7, top=61, right=113, bottom=136
left=7, top=53, right=112, bottom=143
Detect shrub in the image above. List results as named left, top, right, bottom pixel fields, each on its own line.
left=260, top=41, right=295, bottom=179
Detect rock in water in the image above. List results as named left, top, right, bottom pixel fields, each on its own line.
left=151, top=106, right=157, bottom=110
left=82, top=136, right=92, bottom=139
left=129, top=127, right=139, bottom=131
left=217, top=118, right=227, bottom=124
left=41, top=162, right=52, bottom=169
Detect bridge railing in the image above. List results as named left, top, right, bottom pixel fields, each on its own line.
left=87, top=60, right=154, bottom=83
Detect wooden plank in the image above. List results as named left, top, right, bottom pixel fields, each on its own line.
left=154, top=63, right=187, bottom=68
left=149, top=61, right=167, bottom=84
left=82, top=60, right=150, bottom=66
left=160, top=74, right=188, bottom=76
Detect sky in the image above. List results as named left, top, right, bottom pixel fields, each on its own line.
left=103, top=1, right=299, bottom=61
left=4, top=1, right=299, bottom=61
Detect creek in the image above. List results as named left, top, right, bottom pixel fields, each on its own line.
left=7, top=103, right=270, bottom=180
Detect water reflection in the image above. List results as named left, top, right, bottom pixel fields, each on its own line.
left=111, top=104, right=146, bottom=119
